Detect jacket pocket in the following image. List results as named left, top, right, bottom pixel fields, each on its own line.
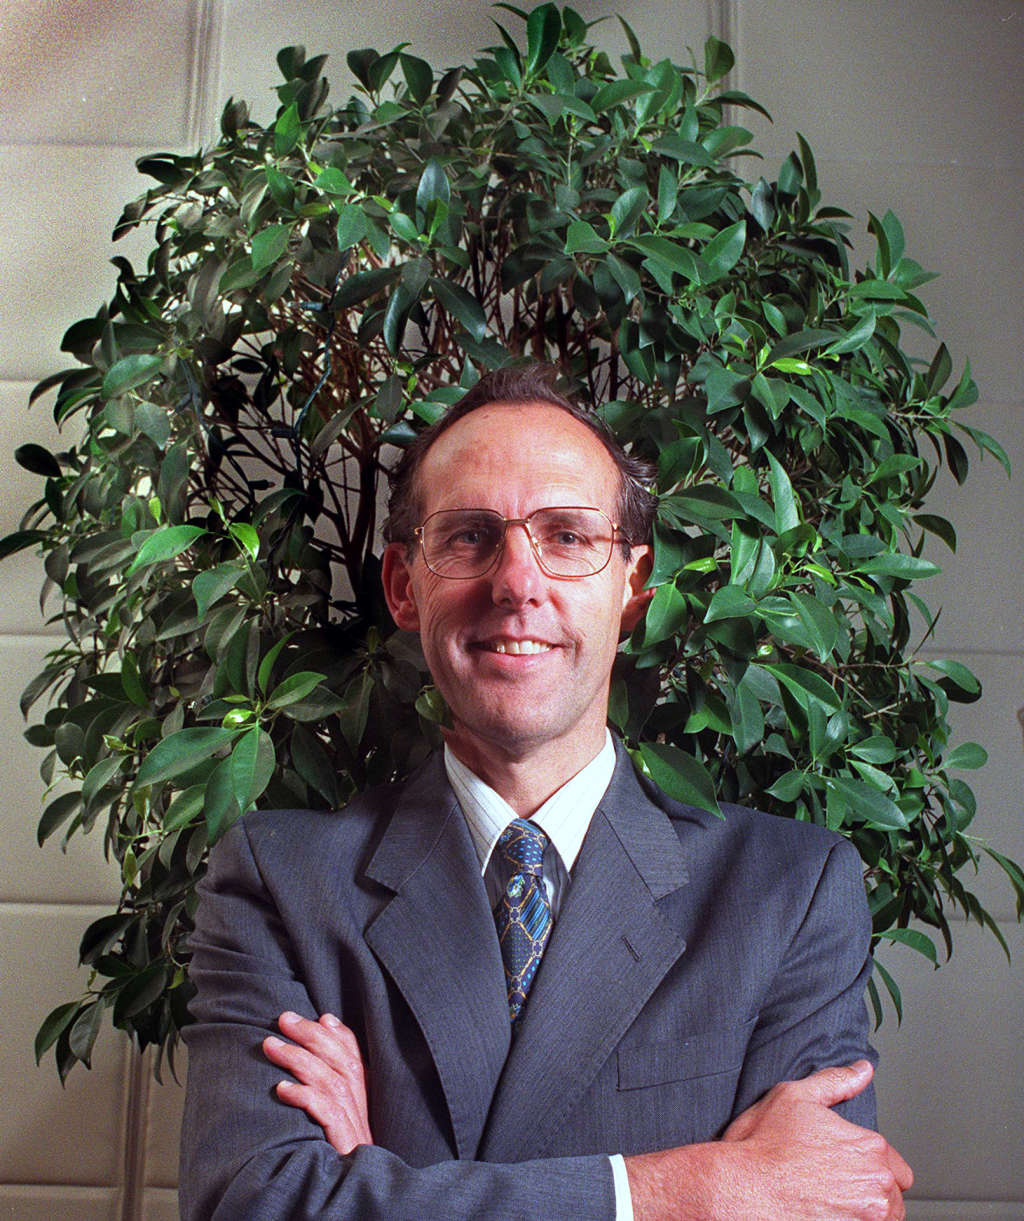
left=617, top=1019, right=756, bottom=1090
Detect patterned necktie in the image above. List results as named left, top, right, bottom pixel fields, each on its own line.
left=494, top=818, right=554, bottom=1026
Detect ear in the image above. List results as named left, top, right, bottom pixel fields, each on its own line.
left=381, top=542, right=421, bottom=633
left=620, top=544, right=654, bottom=633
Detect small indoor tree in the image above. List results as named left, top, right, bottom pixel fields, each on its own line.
left=4, top=4, right=1018, bottom=1079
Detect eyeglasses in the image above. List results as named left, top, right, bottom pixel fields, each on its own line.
left=413, top=506, right=630, bottom=580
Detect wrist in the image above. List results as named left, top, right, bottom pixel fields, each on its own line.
left=624, top=1142, right=730, bottom=1221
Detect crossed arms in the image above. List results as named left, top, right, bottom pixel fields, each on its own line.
left=179, top=795, right=911, bottom=1221
left=265, top=1011, right=911, bottom=1221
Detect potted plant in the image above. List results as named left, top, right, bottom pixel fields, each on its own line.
left=4, top=3, right=1018, bottom=1079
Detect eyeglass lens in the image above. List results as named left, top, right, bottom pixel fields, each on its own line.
left=420, top=507, right=615, bottom=578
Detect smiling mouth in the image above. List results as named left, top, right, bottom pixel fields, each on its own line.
left=476, top=639, right=553, bottom=655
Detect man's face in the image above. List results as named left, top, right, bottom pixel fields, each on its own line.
left=382, top=401, right=651, bottom=772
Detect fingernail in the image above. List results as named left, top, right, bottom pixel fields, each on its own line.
left=265, top=1036, right=283, bottom=1048
left=279, top=1010, right=299, bottom=1025
left=322, top=1013, right=341, bottom=1028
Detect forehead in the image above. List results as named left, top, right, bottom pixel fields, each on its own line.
left=416, top=401, right=620, bottom=515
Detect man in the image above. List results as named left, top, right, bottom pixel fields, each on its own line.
left=180, top=366, right=912, bottom=1220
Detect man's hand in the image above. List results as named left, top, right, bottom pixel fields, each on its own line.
left=625, top=1060, right=912, bottom=1221
left=262, top=1011, right=373, bottom=1155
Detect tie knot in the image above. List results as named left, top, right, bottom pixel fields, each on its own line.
left=497, top=818, right=547, bottom=877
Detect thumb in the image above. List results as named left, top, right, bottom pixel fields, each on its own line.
left=789, top=1059, right=874, bottom=1108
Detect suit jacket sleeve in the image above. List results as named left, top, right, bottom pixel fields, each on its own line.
left=729, top=834, right=877, bottom=1129
left=178, top=817, right=616, bottom=1221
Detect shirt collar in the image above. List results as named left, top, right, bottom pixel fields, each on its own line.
left=444, top=730, right=616, bottom=876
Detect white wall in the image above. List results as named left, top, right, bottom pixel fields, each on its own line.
left=1, top=3, right=1020, bottom=1218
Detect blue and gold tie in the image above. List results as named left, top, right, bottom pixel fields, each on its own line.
left=494, top=818, right=554, bottom=1025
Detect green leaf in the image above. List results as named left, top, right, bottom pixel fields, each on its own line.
left=766, top=452, right=799, bottom=533
left=193, top=563, right=242, bottom=618
left=565, top=220, right=608, bottom=255
left=136, top=727, right=236, bottom=787
left=702, top=220, right=746, bottom=281
left=980, top=846, right=1024, bottom=918
left=338, top=669, right=373, bottom=748
left=638, top=743, right=722, bottom=817
left=126, top=525, right=206, bottom=576
left=767, top=328, right=835, bottom=362
left=68, top=1002, right=104, bottom=1068
left=229, top=726, right=275, bottom=809
left=335, top=204, right=368, bottom=250
left=923, top=659, right=981, bottom=699
left=102, top=354, right=163, bottom=398
left=251, top=223, right=291, bottom=271
left=660, top=485, right=742, bottom=524
left=704, top=585, right=755, bottom=623
left=163, top=784, right=205, bottom=831
left=525, top=2, right=561, bottom=74
left=15, top=443, right=62, bottom=477
left=882, top=927, right=938, bottom=965
left=849, top=736, right=897, bottom=765
left=826, top=777, right=908, bottom=829
left=265, top=164, right=294, bottom=208
left=592, top=79, right=654, bottom=112
left=37, top=791, right=82, bottom=845
left=400, top=52, right=433, bottom=103
left=609, top=186, right=648, bottom=239
left=629, top=235, right=700, bottom=280
left=957, top=422, right=1011, bottom=477
left=229, top=522, right=260, bottom=560
left=856, top=553, right=940, bottom=579
left=704, top=34, right=734, bottom=83
left=642, top=582, right=689, bottom=646
left=82, top=755, right=124, bottom=808
left=650, top=134, right=715, bottom=167
left=35, top=1001, right=82, bottom=1063
left=113, top=962, right=168, bottom=1023
left=266, top=670, right=327, bottom=709
left=274, top=101, right=302, bottom=155
left=788, top=591, right=838, bottom=662
left=728, top=675, right=765, bottom=755
left=872, top=956, right=903, bottom=1024
left=825, top=312, right=876, bottom=356
left=770, top=357, right=812, bottom=375
left=865, top=455, right=922, bottom=486
left=257, top=632, right=294, bottom=695
left=416, top=159, right=451, bottom=215
left=762, top=662, right=841, bottom=711
left=346, top=48, right=377, bottom=89
left=315, top=167, right=354, bottom=197
left=204, top=755, right=239, bottom=842
left=430, top=276, right=488, bottom=341
left=290, top=724, right=342, bottom=807
left=944, top=742, right=988, bottom=770
left=0, top=529, right=47, bottom=561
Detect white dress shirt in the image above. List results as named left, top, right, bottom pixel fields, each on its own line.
left=443, top=730, right=635, bottom=1221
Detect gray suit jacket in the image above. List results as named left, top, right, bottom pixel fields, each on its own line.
left=179, top=745, right=876, bottom=1220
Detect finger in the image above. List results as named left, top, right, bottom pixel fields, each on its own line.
left=275, top=1077, right=370, bottom=1153
left=785, top=1059, right=874, bottom=1108
left=263, top=1035, right=351, bottom=1091
left=886, top=1142, right=914, bottom=1192
left=277, top=1011, right=366, bottom=1078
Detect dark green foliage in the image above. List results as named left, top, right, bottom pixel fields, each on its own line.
left=4, top=5, right=1017, bottom=1077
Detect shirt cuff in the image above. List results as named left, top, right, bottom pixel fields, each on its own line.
left=609, top=1153, right=635, bottom=1221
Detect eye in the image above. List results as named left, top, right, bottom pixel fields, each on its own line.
left=552, top=527, right=585, bottom=547
left=451, top=526, right=486, bottom=547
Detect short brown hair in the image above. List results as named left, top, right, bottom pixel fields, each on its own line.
left=384, top=365, right=657, bottom=552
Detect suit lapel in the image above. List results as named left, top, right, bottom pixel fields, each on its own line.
left=363, top=757, right=510, bottom=1159
left=479, top=751, right=691, bottom=1162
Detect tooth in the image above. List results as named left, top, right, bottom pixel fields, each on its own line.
left=487, top=640, right=550, bottom=655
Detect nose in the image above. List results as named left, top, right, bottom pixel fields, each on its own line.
left=487, top=521, right=544, bottom=606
